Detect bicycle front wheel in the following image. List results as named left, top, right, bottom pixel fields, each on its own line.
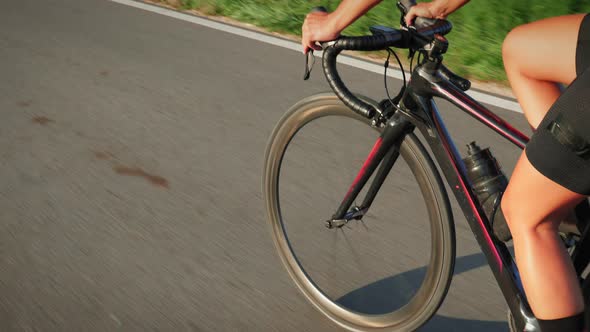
left=263, top=93, right=455, bottom=331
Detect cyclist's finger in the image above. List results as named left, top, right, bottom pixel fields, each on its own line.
left=302, top=35, right=315, bottom=54
left=405, top=5, right=419, bottom=26
left=302, top=26, right=311, bottom=54
left=302, top=31, right=321, bottom=54
left=302, top=35, right=309, bottom=54
left=405, top=7, right=417, bottom=26
left=303, top=40, right=321, bottom=54
left=301, top=18, right=316, bottom=53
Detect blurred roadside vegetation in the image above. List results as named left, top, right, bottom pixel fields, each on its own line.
left=156, top=0, right=590, bottom=83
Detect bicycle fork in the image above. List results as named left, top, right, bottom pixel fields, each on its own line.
left=326, top=114, right=414, bottom=228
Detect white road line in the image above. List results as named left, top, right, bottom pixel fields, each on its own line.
left=108, top=0, right=522, bottom=113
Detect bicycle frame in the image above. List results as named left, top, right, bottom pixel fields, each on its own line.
left=331, top=59, right=542, bottom=331
left=408, top=65, right=537, bottom=331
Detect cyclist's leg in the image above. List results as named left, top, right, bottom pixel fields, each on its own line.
left=502, top=153, right=585, bottom=320
left=502, top=14, right=585, bottom=128
left=502, top=13, right=590, bottom=328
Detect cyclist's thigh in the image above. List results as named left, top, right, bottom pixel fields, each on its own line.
left=503, top=14, right=586, bottom=85
left=525, top=14, right=590, bottom=196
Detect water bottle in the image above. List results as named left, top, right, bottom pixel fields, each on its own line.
left=462, top=142, right=512, bottom=242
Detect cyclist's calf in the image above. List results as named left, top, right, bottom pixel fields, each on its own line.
left=500, top=153, right=585, bottom=321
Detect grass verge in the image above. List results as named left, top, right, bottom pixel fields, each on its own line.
left=150, top=0, right=590, bottom=84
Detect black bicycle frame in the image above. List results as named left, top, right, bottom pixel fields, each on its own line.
left=331, top=59, right=542, bottom=331
left=409, top=65, right=538, bottom=331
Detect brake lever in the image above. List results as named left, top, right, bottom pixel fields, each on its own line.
left=302, top=6, right=328, bottom=81
left=303, top=50, right=315, bottom=80
left=397, top=2, right=409, bottom=28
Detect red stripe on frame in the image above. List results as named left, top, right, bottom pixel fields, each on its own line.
left=343, top=137, right=383, bottom=201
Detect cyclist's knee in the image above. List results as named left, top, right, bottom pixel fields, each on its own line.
left=500, top=188, right=520, bottom=231
left=502, top=25, right=527, bottom=72
left=501, top=183, right=555, bottom=235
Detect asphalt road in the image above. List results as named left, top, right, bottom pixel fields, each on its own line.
left=0, top=0, right=532, bottom=331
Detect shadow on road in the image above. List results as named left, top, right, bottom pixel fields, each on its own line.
left=336, top=252, right=508, bottom=330
left=336, top=252, right=488, bottom=314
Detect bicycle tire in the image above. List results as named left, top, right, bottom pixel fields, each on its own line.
left=263, top=93, right=455, bottom=331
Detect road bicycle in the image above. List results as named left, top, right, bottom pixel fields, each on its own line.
left=263, top=1, right=590, bottom=331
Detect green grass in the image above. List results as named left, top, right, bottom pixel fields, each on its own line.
left=162, top=0, right=590, bottom=83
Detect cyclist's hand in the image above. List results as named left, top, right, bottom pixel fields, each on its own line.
left=405, top=2, right=441, bottom=26
left=301, top=12, right=340, bottom=54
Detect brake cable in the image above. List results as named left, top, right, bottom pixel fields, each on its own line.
left=384, top=48, right=408, bottom=115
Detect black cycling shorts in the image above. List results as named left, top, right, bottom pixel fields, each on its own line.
left=526, top=14, right=590, bottom=195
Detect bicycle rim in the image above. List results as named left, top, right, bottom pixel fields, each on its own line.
left=263, top=93, right=455, bottom=331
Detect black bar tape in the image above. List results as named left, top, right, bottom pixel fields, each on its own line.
left=334, top=34, right=397, bottom=51
left=322, top=47, right=376, bottom=118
